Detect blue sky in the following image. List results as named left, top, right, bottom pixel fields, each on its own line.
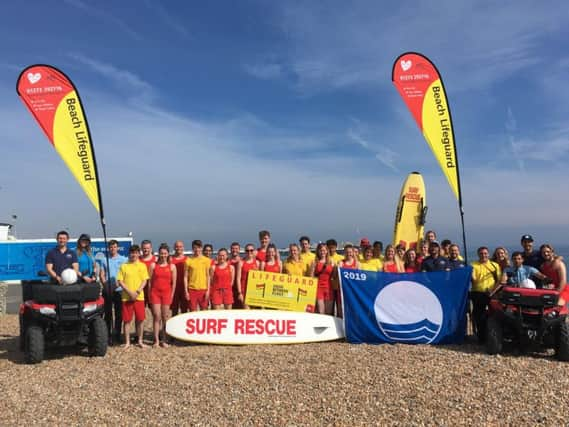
left=1, top=0, right=568, bottom=249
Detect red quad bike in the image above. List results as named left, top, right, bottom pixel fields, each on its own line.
left=486, top=285, right=569, bottom=361
left=19, top=281, right=108, bottom=364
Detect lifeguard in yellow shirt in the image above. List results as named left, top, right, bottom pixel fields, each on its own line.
left=470, top=246, right=501, bottom=343
left=184, top=240, right=211, bottom=311
left=299, top=235, right=315, bottom=276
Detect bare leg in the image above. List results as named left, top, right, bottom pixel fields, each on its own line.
left=160, top=304, right=170, bottom=347
left=224, top=304, right=232, bottom=309
left=317, top=299, right=325, bottom=314
left=135, top=321, right=146, bottom=348
left=123, top=321, right=131, bottom=349
left=325, top=300, right=334, bottom=315
left=151, top=303, right=161, bottom=347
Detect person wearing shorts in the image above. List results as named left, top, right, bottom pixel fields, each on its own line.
left=117, top=245, right=149, bottom=348
left=310, top=243, right=335, bottom=315
left=170, top=240, right=188, bottom=315
left=149, top=244, right=176, bottom=347
left=185, top=240, right=211, bottom=311
left=210, top=248, right=235, bottom=309
left=229, top=242, right=243, bottom=308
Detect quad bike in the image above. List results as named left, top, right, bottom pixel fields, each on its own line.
left=19, top=281, right=107, bottom=364
left=486, top=285, right=569, bottom=361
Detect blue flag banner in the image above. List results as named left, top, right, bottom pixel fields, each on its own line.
left=340, top=267, right=472, bottom=344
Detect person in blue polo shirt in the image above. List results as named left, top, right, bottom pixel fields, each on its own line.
left=45, top=230, right=79, bottom=284
left=501, top=251, right=549, bottom=288
left=421, top=241, right=450, bottom=272
left=99, top=239, right=128, bottom=345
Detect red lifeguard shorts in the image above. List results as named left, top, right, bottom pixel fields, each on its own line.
left=189, top=289, right=209, bottom=311
left=122, top=300, right=146, bottom=322
left=317, top=287, right=334, bottom=302
left=211, top=287, right=234, bottom=306
left=150, top=287, right=172, bottom=306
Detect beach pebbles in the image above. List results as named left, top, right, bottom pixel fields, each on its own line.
left=1, top=313, right=569, bottom=425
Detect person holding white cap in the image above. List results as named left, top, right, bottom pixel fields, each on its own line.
left=502, top=251, right=549, bottom=288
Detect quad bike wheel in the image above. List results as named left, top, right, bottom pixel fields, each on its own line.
left=25, top=325, right=45, bottom=364
left=556, top=321, right=569, bottom=361
left=486, top=315, right=503, bottom=355
left=88, top=316, right=108, bottom=357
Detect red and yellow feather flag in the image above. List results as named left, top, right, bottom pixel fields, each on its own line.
left=17, top=65, right=102, bottom=213
left=392, top=52, right=467, bottom=260
left=391, top=53, right=461, bottom=202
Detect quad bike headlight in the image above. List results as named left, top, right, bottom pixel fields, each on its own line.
left=83, top=303, right=98, bottom=314
left=545, top=311, right=559, bottom=319
left=39, top=307, right=56, bottom=316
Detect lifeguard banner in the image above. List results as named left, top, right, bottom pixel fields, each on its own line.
left=392, top=53, right=461, bottom=201
left=245, top=271, right=317, bottom=312
left=341, top=268, right=471, bottom=344
left=17, top=65, right=102, bottom=212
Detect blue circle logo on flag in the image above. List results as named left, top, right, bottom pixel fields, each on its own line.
left=374, top=281, right=443, bottom=344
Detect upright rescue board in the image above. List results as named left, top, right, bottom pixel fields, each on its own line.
left=166, top=310, right=345, bottom=345
left=393, top=172, right=427, bottom=250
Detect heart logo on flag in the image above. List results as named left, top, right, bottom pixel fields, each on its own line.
left=27, top=72, right=41, bottom=84
left=400, top=60, right=412, bottom=71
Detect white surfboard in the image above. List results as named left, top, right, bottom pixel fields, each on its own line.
left=166, top=310, right=345, bottom=345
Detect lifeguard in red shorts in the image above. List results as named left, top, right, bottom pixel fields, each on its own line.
left=170, top=241, right=188, bottom=315
left=310, top=243, right=335, bottom=315
left=149, top=243, right=176, bottom=347
left=184, top=240, right=211, bottom=311
left=210, top=248, right=235, bottom=309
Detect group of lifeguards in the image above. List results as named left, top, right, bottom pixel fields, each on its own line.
left=45, top=229, right=567, bottom=349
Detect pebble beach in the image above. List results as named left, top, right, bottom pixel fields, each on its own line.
left=2, top=313, right=569, bottom=426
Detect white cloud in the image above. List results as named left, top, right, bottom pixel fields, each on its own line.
left=255, top=1, right=569, bottom=94
left=143, top=0, right=191, bottom=39
left=63, top=0, right=142, bottom=41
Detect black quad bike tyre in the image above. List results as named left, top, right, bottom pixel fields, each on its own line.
left=25, top=325, right=45, bottom=364
left=88, top=316, right=108, bottom=357
left=556, top=321, right=569, bottom=361
left=486, top=315, right=503, bottom=355
left=19, top=317, right=25, bottom=351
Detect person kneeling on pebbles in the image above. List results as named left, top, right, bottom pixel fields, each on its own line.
left=117, top=245, right=149, bottom=349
